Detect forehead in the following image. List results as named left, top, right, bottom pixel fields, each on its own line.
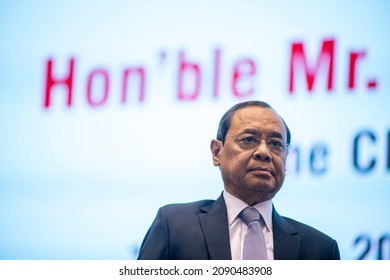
left=229, top=106, right=286, bottom=137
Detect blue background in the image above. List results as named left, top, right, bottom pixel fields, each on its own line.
left=0, top=0, right=389, bottom=259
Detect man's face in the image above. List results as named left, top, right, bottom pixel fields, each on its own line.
left=211, top=106, right=289, bottom=205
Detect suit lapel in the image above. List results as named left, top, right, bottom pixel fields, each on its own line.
left=272, top=208, right=301, bottom=260
left=199, top=195, right=231, bottom=260
left=197, top=197, right=302, bottom=260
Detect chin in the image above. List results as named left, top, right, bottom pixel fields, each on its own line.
left=247, top=184, right=278, bottom=194
left=246, top=178, right=277, bottom=189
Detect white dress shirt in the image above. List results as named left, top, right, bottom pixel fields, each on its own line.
left=223, top=190, right=274, bottom=260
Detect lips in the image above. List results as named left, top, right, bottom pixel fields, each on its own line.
left=248, top=167, right=274, bottom=177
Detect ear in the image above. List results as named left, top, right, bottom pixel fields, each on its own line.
left=210, top=139, right=223, bottom=166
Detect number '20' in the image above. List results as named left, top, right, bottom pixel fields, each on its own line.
left=354, top=234, right=390, bottom=260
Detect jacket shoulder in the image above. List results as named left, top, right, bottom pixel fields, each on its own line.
left=160, top=199, right=216, bottom=217
left=277, top=214, right=340, bottom=260
left=281, top=216, right=334, bottom=241
left=137, top=198, right=221, bottom=260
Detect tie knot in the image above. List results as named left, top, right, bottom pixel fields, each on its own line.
left=240, top=207, right=261, bottom=225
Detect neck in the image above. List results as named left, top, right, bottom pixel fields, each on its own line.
left=224, top=188, right=274, bottom=206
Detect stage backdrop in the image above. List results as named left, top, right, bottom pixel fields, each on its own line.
left=0, top=0, right=389, bottom=260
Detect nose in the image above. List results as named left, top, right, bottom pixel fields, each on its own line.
left=253, top=140, right=272, bottom=161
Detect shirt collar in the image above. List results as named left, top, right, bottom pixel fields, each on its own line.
left=223, top=190, right=273, bottom=231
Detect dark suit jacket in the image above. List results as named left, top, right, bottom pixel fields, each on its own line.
left=137, top=195, right=340, bottom=260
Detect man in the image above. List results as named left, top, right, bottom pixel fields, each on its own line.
left=137, top=100, right=340, bottom=260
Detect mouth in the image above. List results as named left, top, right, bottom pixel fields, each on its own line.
left=248, top=167, right=274, bottom=177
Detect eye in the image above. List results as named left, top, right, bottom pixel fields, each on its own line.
left=237, top=135, right=259, bottom=148
left=268, top=139, right=284, bottom=148
left=242, top=136, right=257, bottom=143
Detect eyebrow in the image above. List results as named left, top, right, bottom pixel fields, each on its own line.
left=269, top=131, right=284, bottom=140
left=239, top=129, right=285, bottom=140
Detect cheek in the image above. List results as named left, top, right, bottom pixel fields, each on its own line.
left=273, top=157, right=287, bottom=182
left=221, top=145, right=247, bottom=162
left=220, top=149, right=252, bottom=172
